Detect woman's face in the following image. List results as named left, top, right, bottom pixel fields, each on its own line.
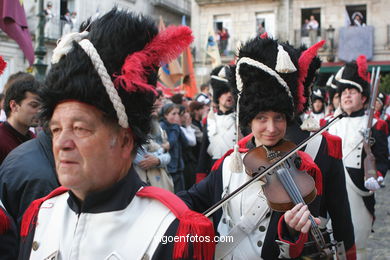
left=312, top=99, right=324, bottom=113
left=165, top=107, right=180, bottom=125
left=251, top=111, right=287, bottom=147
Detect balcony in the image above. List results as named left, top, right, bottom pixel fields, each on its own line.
left=195, top=0, right=248, bottom=5
left=152, top=0, right=191, bottom=16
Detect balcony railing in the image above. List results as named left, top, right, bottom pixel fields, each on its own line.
left=152, top=0, right=191, bottom=16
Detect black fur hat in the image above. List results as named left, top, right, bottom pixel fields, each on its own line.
left=229, top=37, right=324, bottom=129
left=326, top=74, right=339, bottom=104
left=41, top=8, right=192, bottom=149
left=210, top=65, right=232, bottom=104
left=335, top=55, right=370, bottom=102
left=311, top=87, right=325, bottom=102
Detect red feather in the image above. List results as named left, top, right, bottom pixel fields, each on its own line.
left=260, top=32, right=268, bottom=39
left=356, top=55, right=370, bottom=83
left=0, top=56, right=7, bottom=75
left=297, top=40, right=325, bottom=113
left=114, top=26, right=193, bottom=94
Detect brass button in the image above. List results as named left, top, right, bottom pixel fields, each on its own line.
left=257, top=240, right=263, bottom=247
left=32, top=241, right=39, bottom=251
left=259, top=225, right=266, bottom=232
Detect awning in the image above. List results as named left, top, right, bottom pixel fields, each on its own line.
left=320, top=61, right=390, bottom=73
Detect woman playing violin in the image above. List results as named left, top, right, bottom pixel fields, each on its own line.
left=178, top=36, right=325, bottom=259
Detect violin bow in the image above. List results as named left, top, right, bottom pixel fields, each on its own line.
left=203, top=113, right=344, bottom=217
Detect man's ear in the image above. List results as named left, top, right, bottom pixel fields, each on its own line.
left=362, top=95, right=367, bottom=104
left=119, top=128, right=134, bottom=159
left=9, top=100, right=18, bottom=113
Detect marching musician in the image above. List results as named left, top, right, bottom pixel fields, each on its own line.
left=179, top=36, right=326, bottom=259
left=328, top=56, right=388, bottom=260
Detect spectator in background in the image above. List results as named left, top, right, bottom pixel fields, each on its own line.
left=308, top=15, right=319, bottom=46
left=352, top=12, right=366, bottom=27
left=0, top=93, right=5, bottom=122
left=160, top=103, right=189, bottom=193
left=71, top=11, right=78, bottom=32
left=301, top=19, right=310, bottom=37
left=171, top=93, right=189, bottom=107
left=195, top=83, right=211, bottom=106
left=257, top=22, right=265, bottom=36
left=0, top=76, right=41, bottom=164
left=61, top=10, right=73, bottom=35
left=44, top=1, right=54, bottom=38
left=134, top=90, right=173, bottom=192
left=219, top=28, right=230, bottom=56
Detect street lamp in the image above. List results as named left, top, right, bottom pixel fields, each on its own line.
left=33, top=0, right=48, bottom=82
left=326, top=25, right=335, bottom=62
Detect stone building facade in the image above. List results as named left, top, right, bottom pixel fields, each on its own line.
left=192, top=0, right=390, bottom=78
left=0, top=0, right=191, bottom=91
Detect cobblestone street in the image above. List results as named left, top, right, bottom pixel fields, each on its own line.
left=367, top=175, right=390, bottom=259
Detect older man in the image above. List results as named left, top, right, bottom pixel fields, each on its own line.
left=19, top=8, right=214, bottom=260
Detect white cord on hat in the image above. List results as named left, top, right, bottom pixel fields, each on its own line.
left=334, top=67, right=363, bottom=92
left=78, top=39, right=129, bottom=128
left=51, top=31, right=129, bottom=128
left=235, top=57, right=294, bottom=102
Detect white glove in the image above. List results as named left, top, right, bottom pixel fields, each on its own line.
left=364, top=177, right=380, bottom=191
left=377, top=176, right=384, bottom=183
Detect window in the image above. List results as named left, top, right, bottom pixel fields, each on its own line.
left=346, top=5, right=367, bottom=27
left=213, top=15, right=232, bottom=56
left=255, top=12, right=275, bottom=38
left=301, top=8, right=321, bottom=47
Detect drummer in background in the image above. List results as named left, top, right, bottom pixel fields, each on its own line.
left=178, top=36, right=325, bottom=259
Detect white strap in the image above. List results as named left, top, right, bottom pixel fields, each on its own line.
left=304, top=133, right=322, bottom=160
left=344, top=165, right=373, bottom=197
left=215, top=195, right=269, bottom=259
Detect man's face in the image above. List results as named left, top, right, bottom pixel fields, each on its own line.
left=340, top=88, right=366, bottom=115
left=11, top=92, right=40, bottom=128
left=50, top=101, right=133, bottom=200
left=218, top=91, right=234, bottom=111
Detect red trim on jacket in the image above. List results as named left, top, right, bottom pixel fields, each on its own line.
left=277, top=214, right=308, bottom=258
left=20, top=186, right=69, bottom=237
left=137, top=186, right=215, bottom=260
left=375, top=119, right=389, bottom=135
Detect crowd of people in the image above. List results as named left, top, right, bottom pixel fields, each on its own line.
left=0, top=7, right=388, bottom=260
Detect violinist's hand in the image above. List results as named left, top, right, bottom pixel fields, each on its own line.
left=284, top=203, right=320, bottom=234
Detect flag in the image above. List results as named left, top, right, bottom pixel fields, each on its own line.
left=181, top=15, right=197, bottom=98
left=205, top=21, right=221, bottom=68
left=0, top=0, right=34, bottom=65
left=344, top=7, right=351, bottom=27
left=157, top=16, right=183, bottom=89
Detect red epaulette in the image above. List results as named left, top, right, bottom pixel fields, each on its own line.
left=0, top=206, right=10, bottom=234
left=375, top=119, right=389, bottom=135
left=238, top=133, right=253, bottom=149
left=137, top=186, right=215, bottom=260
left=319, top=118, right=327, bottom=127
left=297, top=151, right=323, bottom=195
left=321, top=131, right=343, bottom=159
left=20, top=186, right=68, bottom=238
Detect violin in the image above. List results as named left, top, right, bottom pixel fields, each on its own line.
left=203, top=115, right=344, bottom=260
left=243, top=139, right=333, bottom=260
